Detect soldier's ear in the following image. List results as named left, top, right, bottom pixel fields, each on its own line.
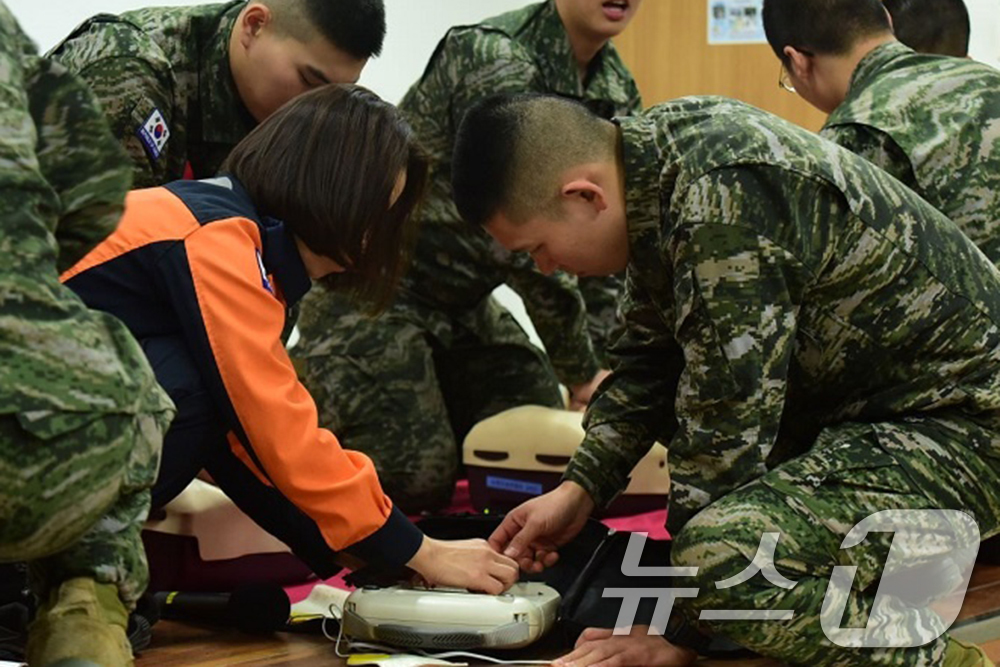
left=783, top=46, right=812, bottom=82
left=237, top=2, right=273, bottom=46
left=562, top=180, right=608, bottom=214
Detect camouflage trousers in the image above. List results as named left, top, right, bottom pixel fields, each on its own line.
left=0, top=408, right=171, bottom=608
left=295, top=288, right=564, bottom=514
left=672, top=417, right=1000, bottom=666
left=578, top=275, right=624, bottom=367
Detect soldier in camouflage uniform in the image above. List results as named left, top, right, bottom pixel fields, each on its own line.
left=763, top=0, right=1000, bottom=263
left=0, top=3, right=175, bottom=664
left=296, top=0, right=644, bottom=512
left=48, top=0, right=386, bottom=188
left=464, top=94, right=1000, bottom=666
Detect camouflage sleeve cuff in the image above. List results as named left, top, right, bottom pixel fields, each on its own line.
left=562, top=464, right=620, bottom=511
left=562, top=422, right=654, bottom=509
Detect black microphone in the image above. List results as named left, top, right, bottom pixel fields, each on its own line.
left=152, top=583, right=291, bottom=635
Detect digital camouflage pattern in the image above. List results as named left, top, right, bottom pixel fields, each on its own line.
left=822, top=42, right=1000, bottom=263
left=296, top=0, right=642, bottom=511
left=48, top=1, right=253, bottom=188
left=563, top=96, right=1000, bottom=664
left=674, top=424, right=995, bottom=666
left=0, top=2, right=174, bottom=607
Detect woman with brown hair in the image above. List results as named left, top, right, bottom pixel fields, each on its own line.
left=62, top=83, right=519, bottom=595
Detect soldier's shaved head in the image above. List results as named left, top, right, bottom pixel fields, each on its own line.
left=762, top=0, right=897, bottom=113
left=763, top=0, right=892, bottom=61
left=262, top=0, right=385, bottom=59
left=453, top=93, right=617, bottom=228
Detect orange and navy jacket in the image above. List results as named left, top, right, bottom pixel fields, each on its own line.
left=61, top=176, right=424, bottom=567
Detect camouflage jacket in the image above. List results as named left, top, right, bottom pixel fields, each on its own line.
left=398, top=0, right=642, bottom=384
left=49, top=1, right=254, bottom=188
left=0, top=2, right=173, bottom=426
left=565, top=97, right=1000, bottom=533
left=822, top=41, right=1000, bottom=263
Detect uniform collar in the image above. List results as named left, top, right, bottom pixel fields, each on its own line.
left=521, top=0, right=618, bottom=99
left=261, top=217, right=313, bottom=308
left=199, top=1, right=256, bottom=144
left=617, top=115, right=666, bottom=252
left=847, top=41, right=914, bottom=98
left=524, top=1, right=582, bottom=97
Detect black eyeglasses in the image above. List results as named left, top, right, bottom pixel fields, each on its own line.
left=779, top=62, right=797, bottom=93
left=778, top=49, right=814, bottom=94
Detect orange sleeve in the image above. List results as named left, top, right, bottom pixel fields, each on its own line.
left=180, top=218, right=394, bottom=551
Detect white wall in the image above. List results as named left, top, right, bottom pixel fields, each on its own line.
left=967, top=0, right=1000, bottom=69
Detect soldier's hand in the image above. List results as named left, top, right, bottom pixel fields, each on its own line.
left=406, top=536, right=518, bottom=595
left=488, top=481, right=595, bottom=573
left=568, top=369, right=612, bottom=412
left=553, top=626, right=698, bottom=667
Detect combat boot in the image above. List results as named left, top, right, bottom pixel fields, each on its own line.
left=25, top=577, right=132, bottom=667
left=945, top=637, right=996, bottom=667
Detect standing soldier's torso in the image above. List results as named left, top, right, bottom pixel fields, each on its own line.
left=823, top=42, right=1000, bottom=263
left=397, top=0, right=642, bottom=307
left=48, top=1, right=255, bottom=187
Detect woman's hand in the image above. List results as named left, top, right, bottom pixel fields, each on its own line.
left=406, top=536, right=519, bottom=595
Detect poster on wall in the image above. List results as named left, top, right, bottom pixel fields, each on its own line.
left=708, top=0, right=767, bottom=45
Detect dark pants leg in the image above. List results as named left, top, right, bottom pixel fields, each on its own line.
left=577, top=274, right=625, bottom=366
left=436, top=303, right=564, bottom=445
left=298, top=316, right=461, bottom=514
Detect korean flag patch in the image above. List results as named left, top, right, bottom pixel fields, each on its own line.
left=137, top=108, right=170, bottom=160
left=256, top=249, right=274, bottom=294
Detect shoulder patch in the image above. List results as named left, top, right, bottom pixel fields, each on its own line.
left=136, top=108, right=170, bottom=160
left=255, top=249, right=274, bottom=294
